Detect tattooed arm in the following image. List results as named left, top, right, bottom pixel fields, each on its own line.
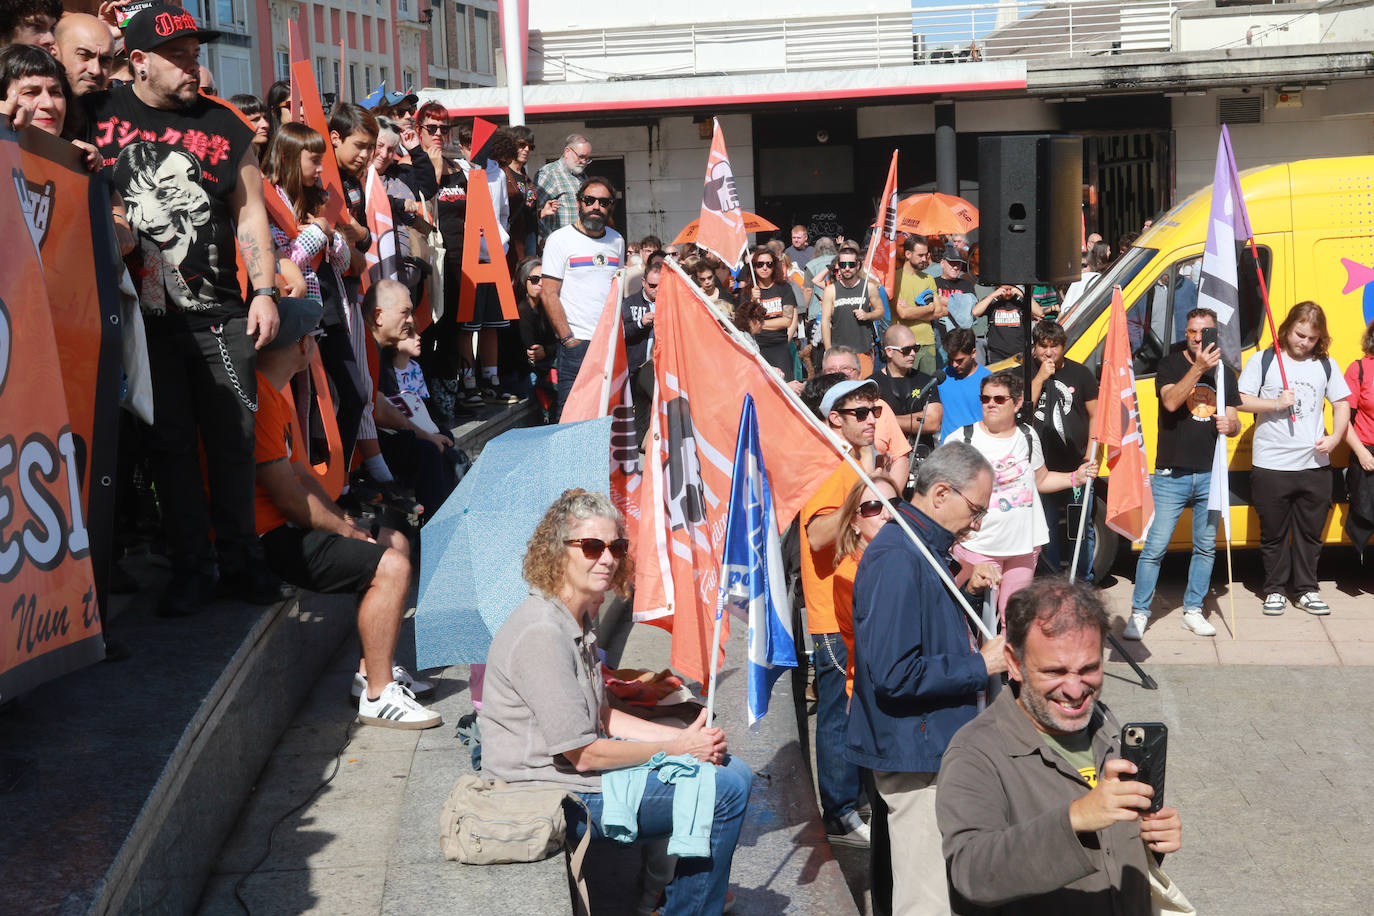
left=230, top=145, right=281, bottom=349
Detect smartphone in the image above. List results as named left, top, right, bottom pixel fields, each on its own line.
left=1200, top=327, right=1219, bottom=352
left=1120, top=722, right=1168, bottom=813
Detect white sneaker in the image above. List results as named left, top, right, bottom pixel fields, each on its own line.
left=1122, top=613, right=1149, bottom=640
left=1180, top=608, right=1217, bottom=637
left=1296, top=592, right=1331, bottom=616
left=357, top=681, right=442, bottom=730
left=351, top=665, right=434, bottom=699
left=1262, top=593, right=1287, bottom=616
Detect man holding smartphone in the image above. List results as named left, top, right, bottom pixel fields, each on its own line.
left=936, top=579, right=1183, bottom=914
left=1124, top=308, right=1241, bottom=640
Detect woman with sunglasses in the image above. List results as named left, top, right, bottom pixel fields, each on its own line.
left=943, top=370, right=1096, bottom=620
left=737, top=245, right=799, bottom=380
left=514, top=256, right=558, bottom=422
left=830, top=475, right=901, bottom=699
left=482, top=490, right=754, bottom=916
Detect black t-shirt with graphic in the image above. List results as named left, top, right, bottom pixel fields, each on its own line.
left=754, top=282, right=798, bottom=348
left=88, top=85, right=254, bottom=318
left=985, top=293, right=1030, bottom=363
left=1154, top=349, right=1241, bottom=471
left=1032, top=358, right=1098, bottom=472
left=434, top=162, right=469, bottom=253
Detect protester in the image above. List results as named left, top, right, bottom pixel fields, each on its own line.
left=1028, top=320, right=1099, bottom=581
left=514, top=256, right=557, bottom=422
left=0, top=0, right=59, bottom=51
left=373, top=111, right=438, bottom=201
left=371, top=116, right=421, bottom=296
left=738, top=245, right=799, bottom=381
left=975, top=281, right=1039, bottom=365
left=1343, top=318, right=1374, bottom=559
left=481, top=489, right=752, bottom=915
left=228, top=92, right=269, bottom=151
left=54, top=13, right=113, bottom=97
left=503, top=124, right=538, bottom=260
left=265, top=78, right=290, bottom=130
left=1061, top=240, right=1112, bottom=312
left=821, top=241, right=884, bottom=357
left=90, top=2, right=282, bottom=617
left=891, top=235, right=941, bottom=376
left=252, top=295, right=440, bottom=729
left=870, top=323, right=943, bottom=453
left=945, top=370, right=1096, bottom=619
left=541, top=175, right=625, bottom=408
left=1239, top=300, right=1350, bottom=614
left=831, top=474, right=900, bottom=697
left=535, top=132, right=591, bottom=239
left=846, top=442, right=1004, bottom=915
left=820, top=346, right=913, bottom=487
left=1, top=42, right=102, bottom=173
left=936, top=328, right=990, bottom=440
left=622, top=259, right=658, bottom=373
left=785, top=224, right=814, bottom=265
left=937, top=578, right=1183, bottom=914
left=800, top=374, right=886, bottom=848
left=684, top=254, right=730, bottom=321
left=457, top=122, right=516, bottom=404
left=1126, top=307, right=1240, bottom=640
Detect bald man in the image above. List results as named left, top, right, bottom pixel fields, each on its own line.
left=55, top=13, right=115, bottom=96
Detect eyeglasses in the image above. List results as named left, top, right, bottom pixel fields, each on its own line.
left=644, top=280, right=658, bottom=289
left=885, top=344, right=920, bottom=356
left=835, top=405, right=884, bottom=421
left=567, top=147, right=592, bottom=163
left=949, top=486, right=989, bottom=524
left=858, top=498, right=895, bottom=519
left=837, top=260, right=859, bottom=268
left=517, top=140, right=533, bottom=149
left=564, top=537, right=630, bottom=560
left=580, top=194, right=613, bottom=208
left=752, top=260, right=774, bottom=268
left=527, top=274, right=543, bottom=283
left=398, top=107, right=415, bottom=116
left=421, top=123, right=451, bottom=134
left=980, top=393, right=1013, bottom=405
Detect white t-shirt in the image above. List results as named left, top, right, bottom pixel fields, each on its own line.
left=541, top=225, right=624, bottom=340
left=943, top=421, right=1048, bottom=557
left=1239, top=351, right=1350, bottom=470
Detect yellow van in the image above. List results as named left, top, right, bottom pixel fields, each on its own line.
left=1058, top=155, right=1374, bottom=572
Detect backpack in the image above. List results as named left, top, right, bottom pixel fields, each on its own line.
left=439, top=774, right=592, bottom=914
left=1260, top=347, right=1331, bottom=386
left=962, top=422, right=1035, bottom=457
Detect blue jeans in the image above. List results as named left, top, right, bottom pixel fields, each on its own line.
left=1040, top=488, right=1095, bottom=582
left=555, top=338, right=590, bottom=411
left=567, top=755, right=753, bottom=916
left=1131, top=470, right=1218, bottom=616
left=813, top=632, right=861, bottom=827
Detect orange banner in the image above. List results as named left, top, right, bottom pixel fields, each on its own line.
left=636, top=266, right=839, bottom=684
left=2, top=126, right=114, bottom=698
left=456, top=166, right=518, bottom=322
left=1093, top=286, right=1154, bottom=541
left=291, top=58, right=346, bottom=226
left=695, top=119, right=747, bottom=270
left=865, top=149, right=899, bottom=299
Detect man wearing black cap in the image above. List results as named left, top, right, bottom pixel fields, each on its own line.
left=86, top=2, right=282, bottom=617
left=254, top=297, right=441, bottom=730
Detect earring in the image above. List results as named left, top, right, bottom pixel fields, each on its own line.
left=139, top=70, right=147, bottom=79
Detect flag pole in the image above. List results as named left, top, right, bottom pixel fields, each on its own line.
left=1068, top=439, right=1099, bottom=584
left=1225, top=529, right=1238, bottom=639
left=1247, top=235, right=1292, bottom=418
left=705, top=593, right=726, bottom=726
left=664, top=259, right=995, bottom=641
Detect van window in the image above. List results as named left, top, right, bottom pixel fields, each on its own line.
left=1061, top=247, right=1157, bottom=341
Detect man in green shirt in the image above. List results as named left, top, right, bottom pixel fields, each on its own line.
left=892, top=236, right=942, bottom=375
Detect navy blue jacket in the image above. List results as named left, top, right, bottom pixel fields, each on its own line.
left=844, top=502, right=989, bottom=773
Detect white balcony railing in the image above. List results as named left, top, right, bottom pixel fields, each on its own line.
left=528, top=1, right=1197, bottom=83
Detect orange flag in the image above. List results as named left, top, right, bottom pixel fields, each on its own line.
left=561, top=276, right=642, bottom=541
left=636, top=265, right=840, bottom=685
left=362, top=164, right=400, bottom=293
left=1093, top=286, right=1154, bottom=541
left=291, top=58, right=346, bottom=225
left=865, top=149, right=899, bottom=298
left=695, top=118, right=747, bottom=270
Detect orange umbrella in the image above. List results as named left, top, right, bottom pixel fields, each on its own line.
left=894, top=193, right=978, bottom=237
left=671, top=212, right=779, bottom=246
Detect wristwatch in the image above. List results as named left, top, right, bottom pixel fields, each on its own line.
left=251, top=286, right=281, bottom=303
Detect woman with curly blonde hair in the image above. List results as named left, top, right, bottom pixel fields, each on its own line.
left=481, top=489, right=753, bottom=915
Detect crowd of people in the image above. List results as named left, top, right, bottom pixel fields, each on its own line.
left=8, top=1, right=1371, bottom=912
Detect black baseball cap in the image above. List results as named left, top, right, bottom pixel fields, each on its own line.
left=261, top=298, right=324, bottom=352
left=122, top=2, right=222, bottom=53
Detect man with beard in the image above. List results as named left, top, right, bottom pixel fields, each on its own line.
left=87, top=2, right=281, bottom=617
left=535, top=132, right=591, bottom=240
left=846, top=442, right=1005, bottom=914
left=541, top=175, right=623, bottom=408
left=937, top=579, right=1183, bottom=915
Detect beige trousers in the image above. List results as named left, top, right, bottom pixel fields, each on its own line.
left=875, top=770, right=950, bottom=915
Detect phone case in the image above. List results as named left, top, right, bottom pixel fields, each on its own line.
left=1120, top=722, right=1167, bottom=814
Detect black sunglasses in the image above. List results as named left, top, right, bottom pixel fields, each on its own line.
left=527, top=274, right=543, bottom=283
left=565, top=537, right=630, bottom=560
left=835, top=405, right=884, bottom=420
left=980, top=394, right=1012, bottom=405
left=752, top=259, right=774, bottom=268
left=580, top=194, right=613, bottom=208
left=421, top=123, right=451, bottom=134
left=885, top=344, right=920, bottom=356
left=858, top=498, right=895, bottom=519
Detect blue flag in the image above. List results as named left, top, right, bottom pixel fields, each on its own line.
left=716, top=395, right=797, bottom=724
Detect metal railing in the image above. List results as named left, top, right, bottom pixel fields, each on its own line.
left=528, top=1, right=1205, bottom=83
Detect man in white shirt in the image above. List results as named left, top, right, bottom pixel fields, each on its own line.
left=1238, top=301, right=1349, bottom=615
left=541, top=176, right=624, bottom=410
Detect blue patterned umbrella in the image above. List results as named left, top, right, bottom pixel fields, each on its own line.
left=414, top=417, right=612, bottom=668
